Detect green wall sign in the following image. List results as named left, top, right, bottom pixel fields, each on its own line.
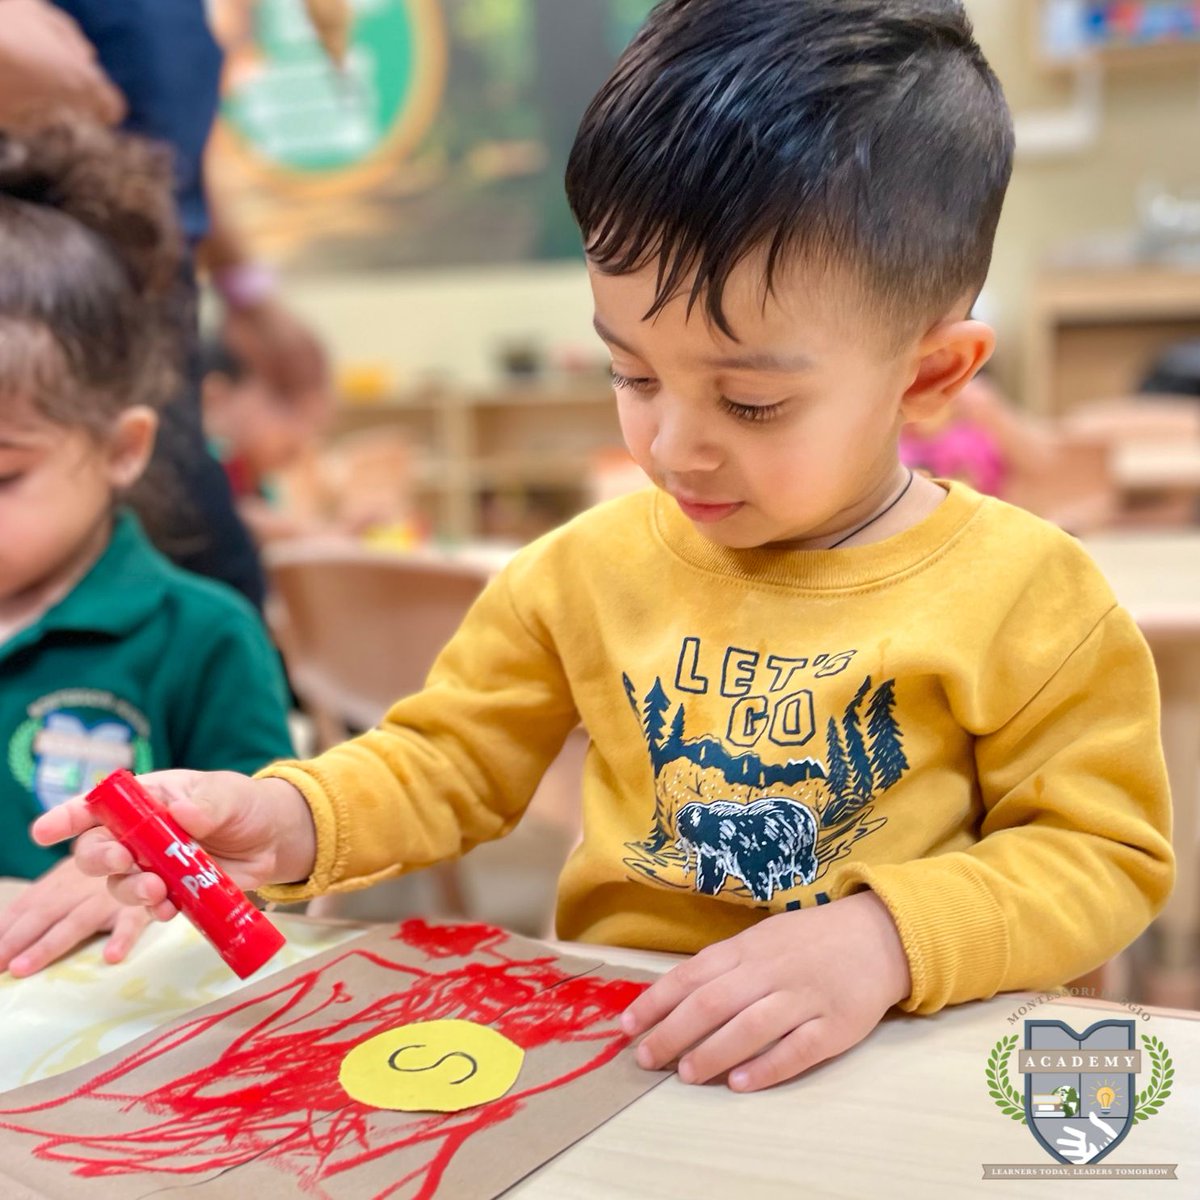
left=220, top=0, right=445, bottom=181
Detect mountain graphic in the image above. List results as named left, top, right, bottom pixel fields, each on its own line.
left=626, top=671, right=909, bottom=859
left=670, top=736, right=825, bottom=787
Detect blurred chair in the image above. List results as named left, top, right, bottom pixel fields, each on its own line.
left=266, top=540, right=488, bottom=744
left=265, top=540, right=582, bottom=932
left=1004, top=432, right=1118, bottom=534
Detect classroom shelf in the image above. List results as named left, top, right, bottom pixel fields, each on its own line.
left=1023, top=264, right=1200, bottom=413
left=328, top=380, right=625, bottom=539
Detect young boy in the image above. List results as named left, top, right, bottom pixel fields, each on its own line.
left=36, top=0, right=1172, bottom=1093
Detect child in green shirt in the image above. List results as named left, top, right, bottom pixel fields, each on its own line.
left=0, top=122, right=293, bottom=975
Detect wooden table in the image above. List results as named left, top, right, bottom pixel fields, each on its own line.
left=531, top=946, right=1200, bottom=1200
left=1, top=909, right=1197, bottom=1197
left=1083, top=533, right=1200, bottom=1004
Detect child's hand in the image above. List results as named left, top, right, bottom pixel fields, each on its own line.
left=29, top=770, right=316, bottom=922
left=622, top=891, right=911, bottom=1093
left=0, top=857, right=151, bottom=976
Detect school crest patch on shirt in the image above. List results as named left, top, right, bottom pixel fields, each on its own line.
left=8, top=689, right=154, bottom=811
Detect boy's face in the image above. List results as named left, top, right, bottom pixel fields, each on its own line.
left=589, top=254, right=962, bottom=549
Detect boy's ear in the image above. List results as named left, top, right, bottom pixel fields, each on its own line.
left=105, top=406, right=159, bottom=490
left=900, top=319, right=996, bottom=423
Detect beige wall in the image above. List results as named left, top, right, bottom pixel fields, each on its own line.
left=283, top=262, right=595, bottom=390
left=283, top=1, right=1200, bottom=396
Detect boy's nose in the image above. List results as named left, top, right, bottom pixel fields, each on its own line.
left=650, top=411, right=723, bottom=475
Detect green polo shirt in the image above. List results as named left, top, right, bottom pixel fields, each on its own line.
left=0, top=511, right=294, bottom=879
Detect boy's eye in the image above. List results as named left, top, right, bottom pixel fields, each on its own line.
left=611, top=369, right=786, bottom=424
left=720, top=397, right=785, bottom=423
left=609, top=369, right=657, bottom=395
left=0, top=473, right=22, bottom=489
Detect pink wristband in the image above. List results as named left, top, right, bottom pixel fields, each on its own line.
left=212, top=262, right=278, bottom=309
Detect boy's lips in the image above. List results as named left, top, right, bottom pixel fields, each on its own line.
left=672, top=494, right=745, bottom=523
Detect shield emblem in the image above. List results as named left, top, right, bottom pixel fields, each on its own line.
left=1024, top=1020, right=1137, bottom=1165
left=33, top=714, right=135, bottom=810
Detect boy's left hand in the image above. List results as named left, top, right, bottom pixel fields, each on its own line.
left=0, top=857, right=152, bottom=977
left=622, top=891, right=910, bottom=1092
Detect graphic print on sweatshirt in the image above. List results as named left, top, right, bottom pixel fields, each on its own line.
left=622, top=638, right=908, bottom=906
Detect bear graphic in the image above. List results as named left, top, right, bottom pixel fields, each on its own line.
left=675, top=797, right=819, bottom=902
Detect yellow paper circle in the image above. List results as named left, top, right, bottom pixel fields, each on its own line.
left=339, top=1019, right=525, bottom=1112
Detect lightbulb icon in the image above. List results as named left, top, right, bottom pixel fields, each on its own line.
left=1096, top=1086, right=1116, bottom=1113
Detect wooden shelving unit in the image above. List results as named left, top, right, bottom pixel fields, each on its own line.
left=1023, top=264, right=1200, bottom=413
left=329, top=378, right=625, bottom=540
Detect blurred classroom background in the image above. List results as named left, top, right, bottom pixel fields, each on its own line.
left=201, top=1, right=1200, bottom=1004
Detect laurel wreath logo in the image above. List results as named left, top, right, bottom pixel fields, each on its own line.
left=986, top=1032, right=1173, bottom=1126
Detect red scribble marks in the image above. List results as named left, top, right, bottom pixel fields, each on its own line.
left=0, top=925, right=649, bottom=1200
left=392, top=919, right=508, bottom=960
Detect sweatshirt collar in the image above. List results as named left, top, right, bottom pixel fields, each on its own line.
left=652, top=480, right=984, bottom=591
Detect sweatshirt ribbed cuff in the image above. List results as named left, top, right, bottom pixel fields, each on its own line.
left=253, top=761, right=341, bottom=903
left=840, top=856, right=1011, bottom=1014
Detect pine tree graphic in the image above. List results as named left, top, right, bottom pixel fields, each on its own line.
left=662, top=705, right=686, bottom=758
left=866, top=679, right=908, bottom=790
left=643, top=696, right=680, bottom=854
left=824, top=677, right=909, bottom=827
left=842, top=676, right=874, bottom=799
left=825, top=717, right=850, bottom=803
left=622, top=673, right=639, bottom=718
left=642, top=678, right=671, bottom=772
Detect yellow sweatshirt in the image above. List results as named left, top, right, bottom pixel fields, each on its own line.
left=260, top=483, right=1174, bottom=1014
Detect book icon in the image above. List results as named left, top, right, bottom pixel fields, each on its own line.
left=1032, top=1086, right=1080, bottom=1118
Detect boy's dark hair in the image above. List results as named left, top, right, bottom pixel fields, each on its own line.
left=566, top=0, right=1014, bottom=342
left=0, top=120, right=184, bottom=435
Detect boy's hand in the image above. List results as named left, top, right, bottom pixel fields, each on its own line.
left=0, top=857, right=151, bottom=976
left=622, top=891, right=911, bottom=1093
left=29, top=770, right=316, bottom=922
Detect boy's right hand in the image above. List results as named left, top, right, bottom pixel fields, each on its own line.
left=29, top=770, right=316, bottom=921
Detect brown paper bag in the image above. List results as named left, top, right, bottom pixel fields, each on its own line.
left=0, top=920, right=667, bottom=1199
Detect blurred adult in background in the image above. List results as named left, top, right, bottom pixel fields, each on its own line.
left=0, top=0, right=333, bottom=608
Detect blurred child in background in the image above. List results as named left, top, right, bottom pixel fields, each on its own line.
left=900, top=372, right=1054, bottom=497
left=201, top=339, right=426, bottom=549
left=200, top=337, right=329, bottom=544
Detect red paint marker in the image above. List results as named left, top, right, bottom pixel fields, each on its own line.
left=85, top=769, right=286, bottom=979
